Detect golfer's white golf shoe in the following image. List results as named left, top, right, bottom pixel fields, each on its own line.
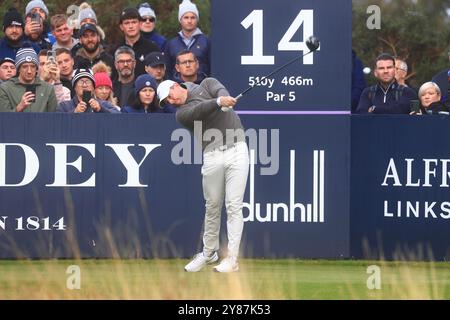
left=184, top=252, right=219, bottom=272
left=213, top=256, right=239, bottom=273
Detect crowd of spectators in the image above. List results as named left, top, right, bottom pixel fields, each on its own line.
left=0, top=0, right=448, bottom=115
left=0, top=0, right=209, bottom=114
left=353, top=51, right=449, bottom=115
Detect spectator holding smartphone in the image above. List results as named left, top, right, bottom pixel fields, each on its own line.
left=57, top=68, right=119, bottom=113
left=24, top=11, right=52, bottom=51
left=25, top=0, right=55, bottom=45
left=0, top=8, right=40, bottom=61
left=0, top=47, right=57, bottom=112
left=38, top=49, right=71, bottom=103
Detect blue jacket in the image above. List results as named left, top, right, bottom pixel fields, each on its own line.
left=173, top=71, right=207, bottom=85
left=0, top=37, right=41, bottom=61
left=122, top=104, right=176, bottom=114
left=356, top=81, right=417, bottom=114
left=164, top=32, right=210, bottom=80
left=141, top=31, right=167, bottom=52
left=57, top=96, right=120, bottom=113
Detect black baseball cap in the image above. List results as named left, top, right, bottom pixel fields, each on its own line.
left=0, top=57, right=15, bottom=67
left=79, top=23, right=98, bottom=37
left=120, top=8, right=142, bottom=23
left=144, top=52, right=166, bottom=67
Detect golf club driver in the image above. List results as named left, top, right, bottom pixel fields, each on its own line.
left=221, top=35, right=320, bottom=111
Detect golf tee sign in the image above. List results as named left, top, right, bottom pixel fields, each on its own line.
left=211, top=0, right=351, bottom=113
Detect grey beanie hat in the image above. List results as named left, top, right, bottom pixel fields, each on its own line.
left=25, top=0, right=49, bottom=16
left=78, top=7, right=98, bottom=24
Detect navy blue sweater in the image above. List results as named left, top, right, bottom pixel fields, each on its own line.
left=164, top=33, right=210, bottom=80
left=356, top=82, right=417, bottom=114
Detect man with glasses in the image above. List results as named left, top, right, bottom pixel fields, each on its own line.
left=394, top=58, right=409, bottom=87
left=174, top=50, right=206, bottom=84
left=57, top=68, right=119, bottom=113
left=73, top=23, right=114, bottom=72
left=164, top=0, right=210, bottom=80
left=113, top=46, right=137, bottom=108
left=114, top=7, right=160, bottom=78
left=138, top=2, right=166, bottom=51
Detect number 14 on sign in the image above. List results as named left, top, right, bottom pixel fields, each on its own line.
left=241, top=9, right=317, bottom=65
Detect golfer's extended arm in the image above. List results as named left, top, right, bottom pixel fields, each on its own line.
left=176, top=99, right=219, bottom=125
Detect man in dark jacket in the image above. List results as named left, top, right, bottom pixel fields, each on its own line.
left=356, top=53, right=417, bottom=114
left=137, top=2, right=166, bottom=51
left=73, top=23, right=114, bottom=72
left=113, top=8, right=160, bottom=78
left=23, top=12, right=52, bottom=51
left=164, top=0, right=210, bottom=80
left=0, top=8, right=40, bottom=61
left=113, top=46, right=137, bottom=108
left=173, top=50, right=207, bottom=84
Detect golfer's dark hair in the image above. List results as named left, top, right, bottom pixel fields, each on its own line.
left=374, top=53, right=395, bottom=67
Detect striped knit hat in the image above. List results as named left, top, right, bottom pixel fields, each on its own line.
left=72, top=68, right=95, bottom=87
left=15, top=47, right=38, bottom=70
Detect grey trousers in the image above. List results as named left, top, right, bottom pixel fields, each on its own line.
left=201, top=142, right=249, bottom=258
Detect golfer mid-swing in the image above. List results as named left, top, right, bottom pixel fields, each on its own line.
left=157, top=78, right=249, bottom=272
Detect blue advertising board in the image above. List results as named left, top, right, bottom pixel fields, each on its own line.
left=211, top=0, right=351, bottom=112
left=351, top=116, right=450, bottom=260
left=0, top=113, right=350, bottom=259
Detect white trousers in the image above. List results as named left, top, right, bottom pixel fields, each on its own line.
left=201, top=142, right=249, bottom=258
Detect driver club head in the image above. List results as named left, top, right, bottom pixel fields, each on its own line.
left=306, top=36, right=320, bottom=52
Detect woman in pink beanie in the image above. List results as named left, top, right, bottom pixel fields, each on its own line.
left=92, top=61, right=119, bottom=110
